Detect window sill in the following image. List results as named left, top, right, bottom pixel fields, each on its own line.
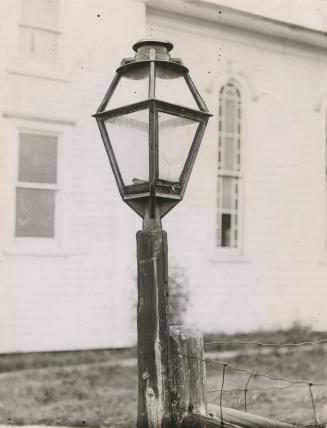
left=209, top=249, right=249, bottom=264
left=4, top=240, right=69, bottom=257
left=7, top=65, right=71, bottom=83
left=4, top=248, right=69, bottom=257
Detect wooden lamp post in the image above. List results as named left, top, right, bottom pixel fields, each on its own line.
left=94, top=40, right=211, bottom=428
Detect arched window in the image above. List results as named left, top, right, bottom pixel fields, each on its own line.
left=216, top=81, right=242, bottom=248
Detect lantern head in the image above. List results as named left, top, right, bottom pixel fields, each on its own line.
left=93, top=40, right=211, bottom=218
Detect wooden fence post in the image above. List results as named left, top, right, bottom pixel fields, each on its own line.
left=169, top=327, right=296, bottom=428
left=136, top=229, right=171, bottom=428
left=170, top=326, right=207, bottom=426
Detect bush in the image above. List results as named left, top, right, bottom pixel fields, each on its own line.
left=168, top=263, right=189, bottom=326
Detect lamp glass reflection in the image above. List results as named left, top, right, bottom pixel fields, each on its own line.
left=158, top=112, right=199, bottom=182
left=104, top=109, right=149, bottom=185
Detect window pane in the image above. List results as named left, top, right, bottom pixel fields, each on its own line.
left=20, top=0, right=60, bottom=28
left=108, top=65, right=149, bottom=110
left=155, top=64, right=199, bottom=110
left=19, top=133, right=58, bottom=184
left=104, top=109, right=149, bottom=186
left=225, top=98, right=237, bottom=133
left=221, top=213, right=231, bottom=247
left=16, top=188, right=55, bottom=238
left=158, top=112, right=199, bottom=182
left=222, top=177, right=232, bottom=210
left=224, top=137, right=235, bottom=171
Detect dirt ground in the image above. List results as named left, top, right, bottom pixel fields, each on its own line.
left=0, top=327, right=326, bottom=427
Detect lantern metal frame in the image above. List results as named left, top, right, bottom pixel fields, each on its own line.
left=93, top=40, right=211, bottom=219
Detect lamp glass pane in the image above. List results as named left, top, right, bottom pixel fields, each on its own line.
left=158, top=112, right=199, bottom=182
left=155, top=65, right=199, bottom=110
left=107, top=65, right=149, bottom=110
left=104, top=109, right=149, bottom=186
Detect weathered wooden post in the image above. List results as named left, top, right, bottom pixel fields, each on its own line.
left=170, top=326, right=207, bottom=426
left=136, top=212, right=171, bottom=427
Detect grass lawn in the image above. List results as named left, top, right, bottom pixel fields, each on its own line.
left=0, top=327, right=326, bottom=427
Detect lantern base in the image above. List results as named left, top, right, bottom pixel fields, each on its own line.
left=124, top=196, right=180, bottom=219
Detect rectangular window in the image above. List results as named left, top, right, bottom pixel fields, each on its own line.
left=19, top=0, right=61, bottom=64
left=15, top=133, right=59, bottom=239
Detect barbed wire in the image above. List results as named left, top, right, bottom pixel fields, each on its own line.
left=204, top=338, right=327, bottom=348
left=173, top=352, right=327, bottom=386
left=207, top=383, right=327, bottom=394
left=173, top=337, right=327, bottom=427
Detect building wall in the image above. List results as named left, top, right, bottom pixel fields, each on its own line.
left=1, top=0, right=327, bottom=354
left=145, top=3, right=327, bottom=333
left=0, top=0, right=146, bottom=353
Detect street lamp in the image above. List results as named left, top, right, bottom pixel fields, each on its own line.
left=94, top=39, right=210, bottom=226
left=94, top=40, right=211, bottom=427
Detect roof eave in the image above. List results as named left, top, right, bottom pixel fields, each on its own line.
left=146, top=0, right=327, bottom=51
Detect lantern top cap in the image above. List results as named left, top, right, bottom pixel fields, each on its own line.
left=132, top=39, right=174, bottom=61
left=133, top=39, right=173, bottom=53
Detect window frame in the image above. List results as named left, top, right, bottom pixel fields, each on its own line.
left=4, top=119, right=70, bottom=256
left=7, top=0, right=71, bottom=82
left=15, top=130, right=61, bottom=240
left=216, top=80, right=244, bottom=256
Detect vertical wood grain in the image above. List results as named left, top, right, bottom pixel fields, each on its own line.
left=170, top=326, right=207, bottom=426
left=137, top=229, right=171, bottom=428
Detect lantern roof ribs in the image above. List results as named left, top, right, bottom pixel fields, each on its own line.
left=147, top=0, right=327, bottom=52
left=96, top=72, right=120, bottom=114
left=117, top=59, right=189, bottom=74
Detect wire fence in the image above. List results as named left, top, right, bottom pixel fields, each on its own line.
left=173, top=337, right=327, bottom=427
